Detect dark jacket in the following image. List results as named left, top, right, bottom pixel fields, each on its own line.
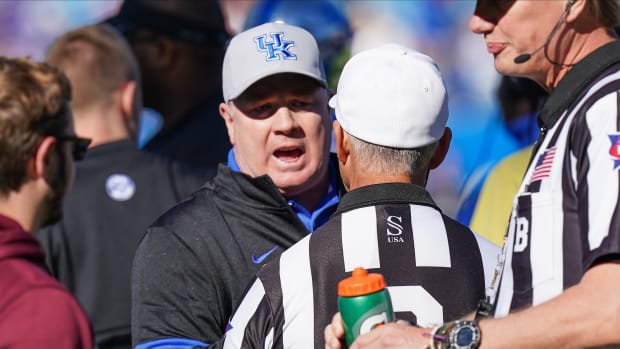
left=132, top=163, right=341, bottom=346
left=37, top=139, right=211, bottom=348
left=0, top=214, right=93, bottom=349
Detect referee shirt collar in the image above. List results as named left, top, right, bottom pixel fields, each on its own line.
left=335, top=182, right=438, bottom=215
left=538, top=40, right=620, bottom=130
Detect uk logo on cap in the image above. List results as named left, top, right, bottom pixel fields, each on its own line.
left=609, top=134, right=620, bottom=170
left=255, top=32, right=296, bottom=61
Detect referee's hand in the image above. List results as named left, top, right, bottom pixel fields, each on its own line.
left=325, top=312, right=429, bottom=349
left=325, top=313, right=345, bottom=349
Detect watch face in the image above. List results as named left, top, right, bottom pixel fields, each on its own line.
left=449, top=321, right=481, bottom=349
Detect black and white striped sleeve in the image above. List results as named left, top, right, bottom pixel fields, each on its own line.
left=573, top=78, right=620, bottom=268
left=221, top=277, right=275, bottom=349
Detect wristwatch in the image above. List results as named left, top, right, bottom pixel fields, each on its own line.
left=446, top=320, right=481, bottom=349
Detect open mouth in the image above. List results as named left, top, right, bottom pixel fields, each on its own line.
left=274, top=148, right=303, bottom=162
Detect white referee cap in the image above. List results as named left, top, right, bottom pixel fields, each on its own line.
left=222, top=22, right=327, bottom=102
left=329, top=43, right=448, bottom=149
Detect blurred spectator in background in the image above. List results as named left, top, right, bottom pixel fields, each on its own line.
left=470, top=145, right=534, bottom=246
left=104, top=0, right=231, bottom=169
left=37, top=24, right=210, bottom=349
left=0, top=1, right=508, bottom=218
left=496, top=77, right=547, bottom=143
left=243, top=0, right=352, bottom=89
left=0, top=56, right=93, bottom=349
left=468, top=78, right=548, bottom=246
left=456, top=76, right=547, bottom=227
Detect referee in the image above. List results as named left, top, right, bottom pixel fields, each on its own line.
left=326, top=1, right=620, bottom=348
left=218, top=44, right=499, bottom=348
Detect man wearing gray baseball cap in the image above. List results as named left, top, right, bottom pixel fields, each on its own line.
left=131, top=22, right=342, bottom=349
left=217, top=43, right=498, bottom=348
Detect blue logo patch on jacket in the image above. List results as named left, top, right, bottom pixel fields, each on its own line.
left=251, top=245, right=278, bottom=264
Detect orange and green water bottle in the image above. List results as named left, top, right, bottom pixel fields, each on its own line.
left=337, top=267, right=394, bottom=346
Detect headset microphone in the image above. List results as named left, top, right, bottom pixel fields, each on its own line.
left=513, top=0, right=575, bottom=64
left=513, top=44, right=546, bottom=64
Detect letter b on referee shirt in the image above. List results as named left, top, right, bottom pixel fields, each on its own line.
left=514, top=216, right=530, bottom=252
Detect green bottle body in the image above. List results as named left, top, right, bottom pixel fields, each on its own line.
left=338, top=288, right=394, bottom=347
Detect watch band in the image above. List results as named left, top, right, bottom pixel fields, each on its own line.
left=427, top=320, right=481, bottom=349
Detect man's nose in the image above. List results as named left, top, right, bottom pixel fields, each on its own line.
left=272, top=106, right=298, bottom=133
left=469, top=0, right=499, bottom=35
left=469, top=12, right=495, bottom=35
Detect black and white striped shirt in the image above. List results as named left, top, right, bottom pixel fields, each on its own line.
left=218, top=183, right=499, bottom=349
left=493, top=40, right=620, bottom=316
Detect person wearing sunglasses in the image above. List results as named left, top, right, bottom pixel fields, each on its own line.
left=37, top=24, right=211, bottom=349
left=0, top=56, right=94, bottom=348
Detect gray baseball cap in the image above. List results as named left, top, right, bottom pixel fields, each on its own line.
left=222, top=22, right=327, bottom=101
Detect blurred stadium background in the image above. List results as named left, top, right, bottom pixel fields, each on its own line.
left=0, top=0, right=513, bottom=218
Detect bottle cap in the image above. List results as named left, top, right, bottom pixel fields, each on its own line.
left=338, top=267, right=386, bottom=297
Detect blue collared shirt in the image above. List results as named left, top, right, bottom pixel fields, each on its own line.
left=227, top=148, right=339, bottom=232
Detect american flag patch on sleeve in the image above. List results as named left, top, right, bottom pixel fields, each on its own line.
left=530, top=146, right=557, bottom=183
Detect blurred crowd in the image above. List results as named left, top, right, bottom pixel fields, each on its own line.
left=0, top=0, right=512, bottom=217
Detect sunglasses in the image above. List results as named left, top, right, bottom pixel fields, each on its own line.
left=54, top=135, right=92, bottom=161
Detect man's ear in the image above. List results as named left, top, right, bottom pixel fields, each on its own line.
left=565, top=0, right=586, bottom=24
left=333, top=120, right=349, bottom=166
left=31, top=136, right=58, bottom=180
left=118, top=80, right=140, bottom=136
left=121, top=80, right=138, bottom=118
left=219, top=102, right=235, bottom=145
left=429, top=127, right=452, bottom=170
